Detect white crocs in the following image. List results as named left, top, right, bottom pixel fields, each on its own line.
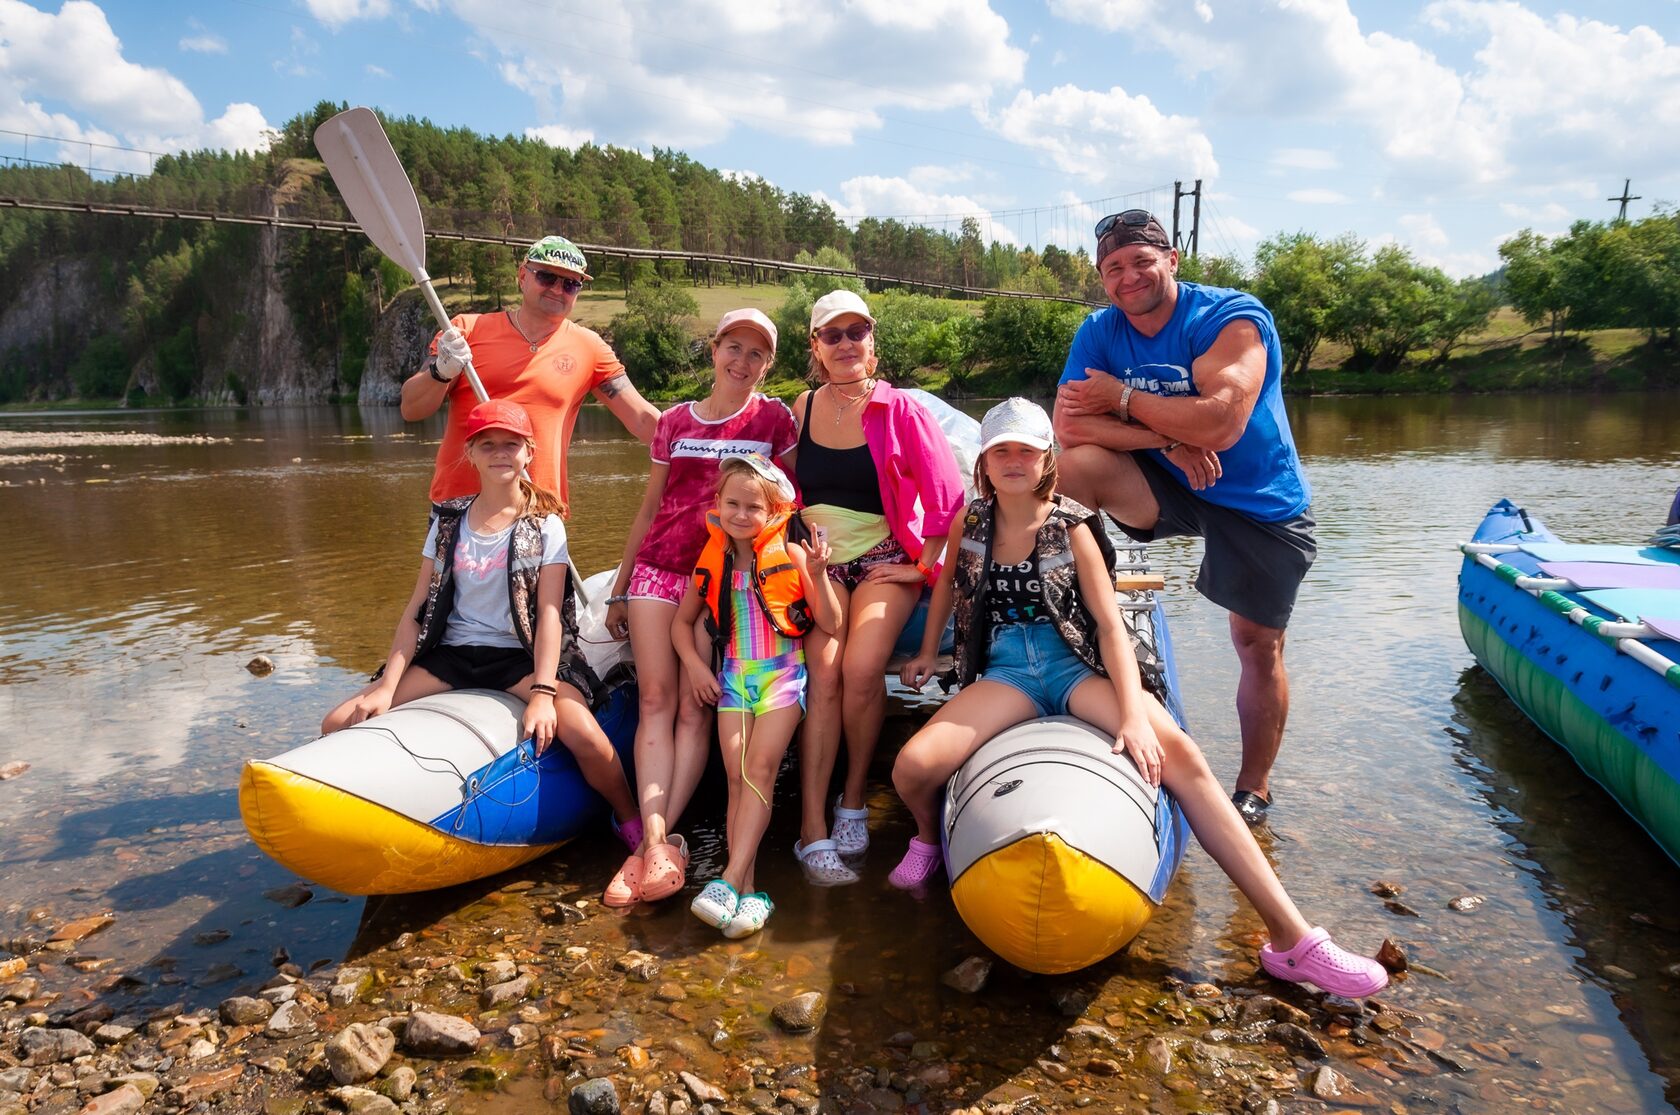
left=794, top=838, right=859, bottom=886
left=832, top=795, right=870, bottom=857
left=690, top=878, right=739, bottom=929
left=723, top=892, right=774, bottom=939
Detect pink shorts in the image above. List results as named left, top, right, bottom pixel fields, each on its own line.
left=626, top=561, right=689, bottom=606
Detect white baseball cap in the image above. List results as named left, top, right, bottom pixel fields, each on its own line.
left=810, top=290, right=874, bottom=332
left=979, top=397, right=1055, bottom=453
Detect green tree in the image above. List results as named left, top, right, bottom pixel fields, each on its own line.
left=1251, top=232, right=1361, bottom=377
left=608, top=282, right=700, bottom=393
left=1498, top=229, right=1569, bottom=339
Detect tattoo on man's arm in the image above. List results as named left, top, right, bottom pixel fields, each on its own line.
left=596, top=374, right=628, bottom=399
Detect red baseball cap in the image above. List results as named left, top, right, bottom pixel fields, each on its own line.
left=463, top=399, right=535, bottom=440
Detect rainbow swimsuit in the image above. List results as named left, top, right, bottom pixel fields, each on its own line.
left=718, top=570, right=807, bottom=716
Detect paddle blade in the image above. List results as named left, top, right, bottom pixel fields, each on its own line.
left=314, top=107, right=428, bottom=277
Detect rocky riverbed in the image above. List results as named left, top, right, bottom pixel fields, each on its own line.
left=0, top=865, right=1572, bottom=1115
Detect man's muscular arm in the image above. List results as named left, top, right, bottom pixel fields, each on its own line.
left=594, top=373, right=659, bottom=444
left=1126, top=320, right=1266, bottom=451
left=400, top=355, right=452, bottom=421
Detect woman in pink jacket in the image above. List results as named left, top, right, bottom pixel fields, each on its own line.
left=789, top=290, right=966, bottom=885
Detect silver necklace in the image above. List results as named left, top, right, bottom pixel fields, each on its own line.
left=508, top=309, right=555, bottom=353
left=828, top=378, right=874, bottom=425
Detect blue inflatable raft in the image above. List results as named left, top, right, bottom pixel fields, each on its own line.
left=1458, top=499, right=1680, bottom=865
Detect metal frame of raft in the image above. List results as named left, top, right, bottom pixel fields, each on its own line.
left=1458, top=544, right=1680, bottom=689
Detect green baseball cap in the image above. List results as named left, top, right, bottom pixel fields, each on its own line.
left=524, top=235, right=590, bottom=279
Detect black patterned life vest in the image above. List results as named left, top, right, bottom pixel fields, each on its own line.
left=950, top=495, right=1117, bottom=688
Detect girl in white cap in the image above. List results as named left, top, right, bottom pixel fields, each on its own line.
left=600, top=309, right=798, bottom=908
left=891, top=398, right=1388, bottom=1000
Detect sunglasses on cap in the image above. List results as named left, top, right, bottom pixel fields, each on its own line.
left=527, top=268, right=584, bottom=294
left=1093, top=209, right=1154, bottom=238
left=813, top=321, right=873, bottom=346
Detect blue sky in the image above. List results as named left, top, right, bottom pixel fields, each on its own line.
left=3, top=0, right=1678, bottom=276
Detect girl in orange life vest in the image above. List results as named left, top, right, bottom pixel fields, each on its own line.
left=671, top=454, right=841, bottom=937
left=321, top=400, right=640, bottom=846
left=892, top=399, right=1387, bottom=999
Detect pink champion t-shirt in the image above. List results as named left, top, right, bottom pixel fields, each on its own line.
left=634, top=395, right=797, bottom=574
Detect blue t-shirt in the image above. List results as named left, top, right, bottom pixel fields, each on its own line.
left=1059, top=282, right=1310, bottom=522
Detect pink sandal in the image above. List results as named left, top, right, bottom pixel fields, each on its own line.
left=613, top=815, right=644, bottom=854
left=640, top=835, right=690, bottom=902
left=602, top=852, right=643, bottom=908
left=1259, top=927, right=1388, bottom=998
left=887, top=837, right=943, bottom=889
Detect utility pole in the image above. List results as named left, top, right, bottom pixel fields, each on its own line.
left=1172, top=180, right=1202, bottom=256
left=1608, top=179, right=1641, bottom=223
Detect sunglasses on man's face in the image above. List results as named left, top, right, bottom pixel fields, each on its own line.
left=1093, top=209, right=1154, bottom=238
left=813, top=321, right=873, bottom=346
left=528, top=269, right=584, bottom=294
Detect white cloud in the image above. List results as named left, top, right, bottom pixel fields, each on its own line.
left=302, top=0, right=393, bottom=30
left=1271, top=147, right=1338, bottom=172
left=0, top=0, right=272, bottom=164
left=1398, top=212, right=1449, bottom=249
left=816, top=175, right=1022, bottom=248
left=1498, top=200, right=1571, bottom=225
left=273, top=26, right=319, bottom=77
left=1287, top=188, right=1351, bottom=204
left=445, top=0, right=1024, bottom=149
left=1051, top=0, right=1680, bottom=200
left=906, top=163, right=977, bottom=190
left=365, top=63, right=390, bottom=78
left=525, top=123, right=595, bottom=150
left=178, top=32, right=225, bottom=54
left=981, top=83, right=1216, bottom=186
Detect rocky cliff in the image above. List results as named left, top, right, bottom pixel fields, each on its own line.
left=0, top=235, right=435, bottom=406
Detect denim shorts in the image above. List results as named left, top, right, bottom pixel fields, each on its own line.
left=978, top=621, right=1100, bottom=718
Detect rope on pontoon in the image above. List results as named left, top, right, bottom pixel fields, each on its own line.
left=1459, top=544, right=1680, bottom=690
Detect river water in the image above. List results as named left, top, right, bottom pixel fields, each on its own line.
left=2, top=392, right=1679, bottom=1111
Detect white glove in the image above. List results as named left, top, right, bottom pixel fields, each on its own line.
left=435, top=327, right=471, bottom=381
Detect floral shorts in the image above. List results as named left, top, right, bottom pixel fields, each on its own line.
left=826, top=535, right=910, bottom=591
left=626, top=561, right=690, bottom=605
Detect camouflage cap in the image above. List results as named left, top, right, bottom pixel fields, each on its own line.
left=524, top=235, right=590, bottom=279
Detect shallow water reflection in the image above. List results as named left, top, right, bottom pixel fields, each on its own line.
left=1, top=393, right=1679, bottom=1109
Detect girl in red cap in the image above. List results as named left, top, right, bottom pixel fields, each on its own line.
left=322, top=399, right=639, bottom=839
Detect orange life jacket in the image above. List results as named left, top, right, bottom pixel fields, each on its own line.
left=693, top=509, right=814, bottom=649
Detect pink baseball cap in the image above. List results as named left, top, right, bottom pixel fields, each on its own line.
left=713, top=307, right=778, bottom=353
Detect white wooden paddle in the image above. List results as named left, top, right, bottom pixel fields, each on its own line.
left=313, top=106, right=490, bottom=404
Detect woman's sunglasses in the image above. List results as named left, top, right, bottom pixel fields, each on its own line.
left=528, top=269, right=584, bottom=294
left=1093, top=208, right=1154, bottom=238
left=813, top=321, right=873, bottom=346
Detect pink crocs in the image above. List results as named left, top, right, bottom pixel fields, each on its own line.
left=887, top=837, right=943, bottom=889
left=1259, top=927, right=1389, bottom=998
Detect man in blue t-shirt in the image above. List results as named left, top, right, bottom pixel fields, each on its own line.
left=1053, top=210, right=1314, bottom=827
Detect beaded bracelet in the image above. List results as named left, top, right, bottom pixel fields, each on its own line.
left=606, top=594, right=630, bottom=606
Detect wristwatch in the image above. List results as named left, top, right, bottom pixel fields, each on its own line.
left=426, top=355, right=448, bottom=384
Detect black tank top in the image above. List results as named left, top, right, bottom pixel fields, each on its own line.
left=795, top=393, right=884, bottom=515
left=986, top=553, right=1046, bottom=626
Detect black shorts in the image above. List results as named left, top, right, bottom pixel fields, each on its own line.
left=1113, top=452, right=1316, bottom=631
left=410, top=644, right=534, bottom=692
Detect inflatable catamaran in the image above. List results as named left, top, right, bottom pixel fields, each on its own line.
left=1458, top=498, right=1680, bottom=865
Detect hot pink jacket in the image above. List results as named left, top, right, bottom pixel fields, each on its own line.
left=859, top=382, right=966, bottom=581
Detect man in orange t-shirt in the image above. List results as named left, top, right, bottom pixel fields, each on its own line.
left=400, top=236, right=658, bottom=511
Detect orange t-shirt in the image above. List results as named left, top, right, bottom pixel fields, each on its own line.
left=427, top=312, right=624, bottom=509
